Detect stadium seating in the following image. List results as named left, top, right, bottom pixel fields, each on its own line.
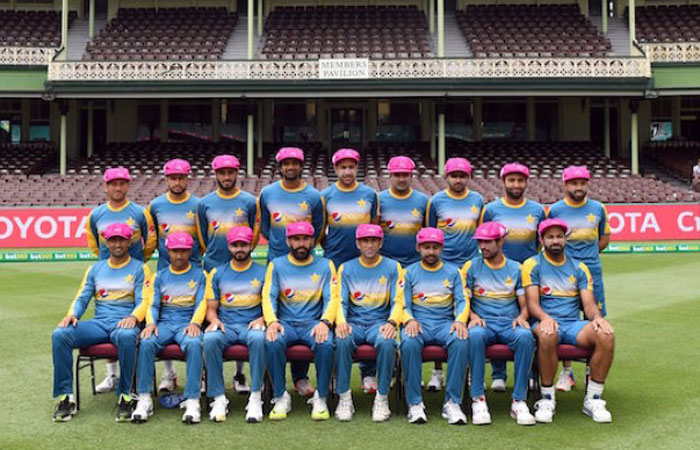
left=635, top=5, right=700, bottom=43
left=260, top=5, right=433, bottom=60
left=643, top=141, right=700, bottom=180
left=0, top=10, right=76, bottom=47
left=0, top=144, right=56, bottom=175
left=84, top=8, right=237, bottom=61
left=456, top=4, right=611, bottom=58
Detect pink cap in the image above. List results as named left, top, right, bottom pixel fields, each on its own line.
left=275, top=147, right=304, bottom=163
left=212, top=154, right=240, bottom=171
left=286, top=221, right=314, bottom=238
left=227, top=226, right=254, bottom=244
left=562, top=165, right=591, bottom=182
left=355, top=224, right=384, bottom=240
left=102, top=223, right=133, bottom=240
left=103, top=167, right=131, bottom=183
left=332, top=148, right=360, bottom=165
left=473, top=222, right=508, bottom=240
left=500, top=163, right=530, bottom=179
left=539, top=218, right=569, bottom=237
left=445, top=157, right=472, bottom=175
left=416, top=227, right=444, bottom=245
left=166, top=231, right=194, bottom=249
left=164, top=158, right=191, bottom=176
left=387, top=156, right=415, bottom=174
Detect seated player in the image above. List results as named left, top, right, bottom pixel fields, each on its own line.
left=400, top=227, right=469, bottom=425
left=52, top=223, right=151, bottom=422
left=462, top=222, right=535, bottom=426
left=523, top=218, right=615, bottom=423
left=334, top=224, right=404, bottom=422
left=203, top=226, right=267, bottom=423
left=263, top=222, right=337, bottom=421
left=132, top=232, right=206, bottom=424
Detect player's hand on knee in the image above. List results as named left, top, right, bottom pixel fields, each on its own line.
left=117, top=315, right=138, bottom=329
left=140, top=324, right=158, bottom=339
left=58, top=315, right=78, bottom=328
left=266, top=321, right=284, bottom=342
left=513, top=315, right=530, bottom=330
left=468, top=313, right=486, bottom=329
left=183, top=323, right=201, bottom=337
left=335, top=322, right=352, bottom=339
left=592, top=317, right=614, bottom=335
left=311, top=321, right=330, bottom=343
left=450, top=321, right=469, bottom=340
left=540, top=316, right=558, bottom=335
left=248, top=317, right=265, bottom=331
left=206, top=318, right=225, bottom=333
left=404, top=319, right=422, bottom=337
left=380, top=322, right=397, bottom=340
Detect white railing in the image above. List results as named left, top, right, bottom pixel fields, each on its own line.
left=0, top=47, right=57, bottom=66
left=47, top=56, right=651, bottom=82
left=643, top=42, right=700, bottom=63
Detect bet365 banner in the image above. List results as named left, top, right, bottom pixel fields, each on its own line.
left=1, top=204, right=700, bottom=248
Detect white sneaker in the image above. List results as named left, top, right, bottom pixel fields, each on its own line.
left=294, top=378, right=315, bottom=397
left=245, top=394, right=263, bottom=423
left=233, top=373, right=250, bottom=394
left=95, top=374, right=119, bottom=394
left=158, top=372, right=178, bottom=392
left=510, top=400, right=536, bottom=426
left=132, top=395, right=153, bottom=423
left=180, top=399, right=201, bottom=424
left=362, top=376, right=378, bottom=394
left=427, top=369, right=444, bottom=392
left=555, top=370, right=575, bottom=392
left=269, top=391, right=292, bottom=420
left=491, top=378, right=506, bottom=392
left=334, top=394, right=355, bottom=421
left=407, top=403, right=427, bottom=424
left=583, top=397, right=612, bottom=423
left=208, top=395, right=229, bottom=422
left=534, top=396, right=556, bottom=423
left=308, top=391, right=330, bottom=421
left=372, top=395, right=391, bottom=422
left=471, top=397, right=492, bottom=425
left=441, top=399, right=467, bottom=425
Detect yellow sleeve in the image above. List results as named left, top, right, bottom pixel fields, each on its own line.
left=477, top=207, right=486, bottom=226
left=145, top=272, right=158, bottom=325
left=142, top=209, right=157, bottom=261
left=579, top=262, right=594, bottom=292
left=251, top=198, right=262, bottom=249
left=388, top=263, right=406, bottom=325
left=455, top=269, right=470, bottom=324
left=424, top=198, right=432, bottom=227
left=321, top=260, right=338, bottom=323
left=333, top=264, right=346, bottom=325
left=261, top=262, right=278, bottom=325
left=521, top=258, right=538, bottom=287
left=316, top=196, right=328, bottom=247
left=195, top=209, right=207, bottom=252
left=204, top=268, right=217, bottom=302
left=190, top=279, right=209, bottom=326
left=131, top=265, right=153, bottom=322
left=460, top=260, right=473, bottom=298
left=86, top=210, right=99, bottom=256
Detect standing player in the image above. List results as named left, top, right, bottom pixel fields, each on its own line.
left=132, top=232, right=206, bottom=424
left=462, top=222, right=536, bottom=426
left=148, top=158, right=201, bottom=392
left=263, top=222, right=337, bottom=421
left=203, top=226, right=267, bottom=423
left=52, top=223, right=150, bottom=422
left=334, top=224, right=404, bottom=422
left=378, top=156, right=429, bottom=266
left=86, top=167, right=157, bottom=394
left=321, top=148, right=380, bottom=394
left=259, top=147, right=325, bottom=397
left=480, top=163, right=545, bottom=392
left=197, top=154, right=258, bottom=393
left=523, top=219, right=615, bottom=423
left=547, top=166, right=610, bottom=392
left=400, top=228, right=470, bottom=424
left=425, top=157, right=484, bottom=391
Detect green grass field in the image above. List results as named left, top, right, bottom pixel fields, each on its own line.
left=1, top=254, right=699, bottom=450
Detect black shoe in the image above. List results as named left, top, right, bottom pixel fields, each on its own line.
left=53, top=396, right=76, bottom=422
left=115, top=394, right=136, bottom=422
left=233, top=373, right=250, bottom=394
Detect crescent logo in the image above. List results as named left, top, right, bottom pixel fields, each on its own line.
left=445, top=218, right=455, bottom=227
left=163, top=294, right=171, bottom=303
left=224, top=293, right=234, bottom=303
left=284, top=288, right=295, bottom=299
left=98, top=289, right=107, bottom=299
left=353, top=291, right=364, bottom=301
left=417, top=292, right=426, bottom=302
left=161, top=223, right=170, bottom=232
left=211, top=220, right=220, bottom=231
left=477, top=287, right=485, bottom=295
left=332, top=211, right=342, bottom=222
left=385, top=220, right=395, bottom=230
left=273, top=212, right=283, bottom=223
left=542, top=286, right=552, bottom=295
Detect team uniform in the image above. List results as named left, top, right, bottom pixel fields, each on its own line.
left=262, top=254, right=337, bottom=400
left=480, top=198, right=546, bottom=263
left=321, top=182, right=379, bottom=267
left=52, top=257, right=151, bottom=398
left=548, top=198, right=610, bottom=316
left=426, top=189, right=484, bottom=266
left=334, top=256, right=404, bottom=397
left=462, top=256, right=534, bottom=401
left=203, top=260, right=267, bottom=397
left=86, top=201, right=157, bottom=261
left=259, top=181, right=325, bottom=261
left=148, top=192, right=201, bottom=271
left=400, top=261, right=469, bottom=407
left=378, top=188, right=429, bottom=266
left=521, top=252, right=594, bottom=344
left=196, top=189, right=258, bottom=272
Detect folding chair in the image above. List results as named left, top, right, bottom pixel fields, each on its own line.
left=531, top=344, right=594, bottom=395
left=263, top=344, right=315, bottom=411
left=75, top=343, right=119, bottom=410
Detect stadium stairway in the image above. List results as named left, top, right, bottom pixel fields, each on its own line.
left=590, top=16, right=632, bottom=56
left=223, top=15, right=260, bottom=60
left=66, top=18, right=107, bottom=60
left=444, top=13, right=472, bottom=57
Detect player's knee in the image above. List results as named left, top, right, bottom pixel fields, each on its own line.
left=335, top=335, right=353, bottom=350
left=376, top=336, right=397, bottom=352
left=265, top=339, right=285, bottom=354
left=202, top=331, right=220, bottom=349
left=182, top=335, right=202, bottom=352
left=247, top=330, right=265, bottom=347
left=468, top=326, right=487, bottom=343
left=596, top=331, right=615, bottom=350
left=114, top=328, right=138, bottom=345
left=535, top=331, right=557, bottom=349
left=399, top=336, right=421, bottom=353
left=52, top=326, right=71, bottom=345
left=513, top=328, right=535, bottom=347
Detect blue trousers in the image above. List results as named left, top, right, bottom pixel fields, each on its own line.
left=400, top=321, right=469, bottom=406
left=468, top=321, right=535, bottom=401
left=52, top=318, right=138, bottom=398
left=266, top=321, right=334, bottom=398
left=136, top=322, right=203, bottom=399
left=203, top=323, right=265, bottom=397
left=588, top=263, right=607, bottom=317
left=335, top=321, right=397, bottom=395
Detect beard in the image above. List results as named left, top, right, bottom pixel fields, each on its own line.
left=291, top=246, right=311, bottom=260
left=233, top=250, right=251, bottom=262
left=505, top=187, right=524, bottom=200
left=217, top=179, right=235, bottom=191
left=569, top=190, right=587, bottom=202
left=546, top=244, right=564, bottom=256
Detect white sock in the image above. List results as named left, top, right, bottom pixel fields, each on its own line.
left=339, top=390, right=352, bottom=401
left=250, top=391, right=261, bottom=402
left=65, top=394, right=75, bottom=403
left=106, top=362, right=118, bottom=377
left=541, top=386, right=555, bottom=400
left=376, top=393, right=388, bottom=401
left=586, top=380, right=605, bottom=399
left=215, top=394, right=226, bottom=402
left=561, top=365, right=572, bottom=375
left=138, top=393, right=152, bottom=402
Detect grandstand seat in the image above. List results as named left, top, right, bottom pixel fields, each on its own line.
left=635, top=5, right=700, bottom=44
left=0, top=10, right=76, bottom=48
